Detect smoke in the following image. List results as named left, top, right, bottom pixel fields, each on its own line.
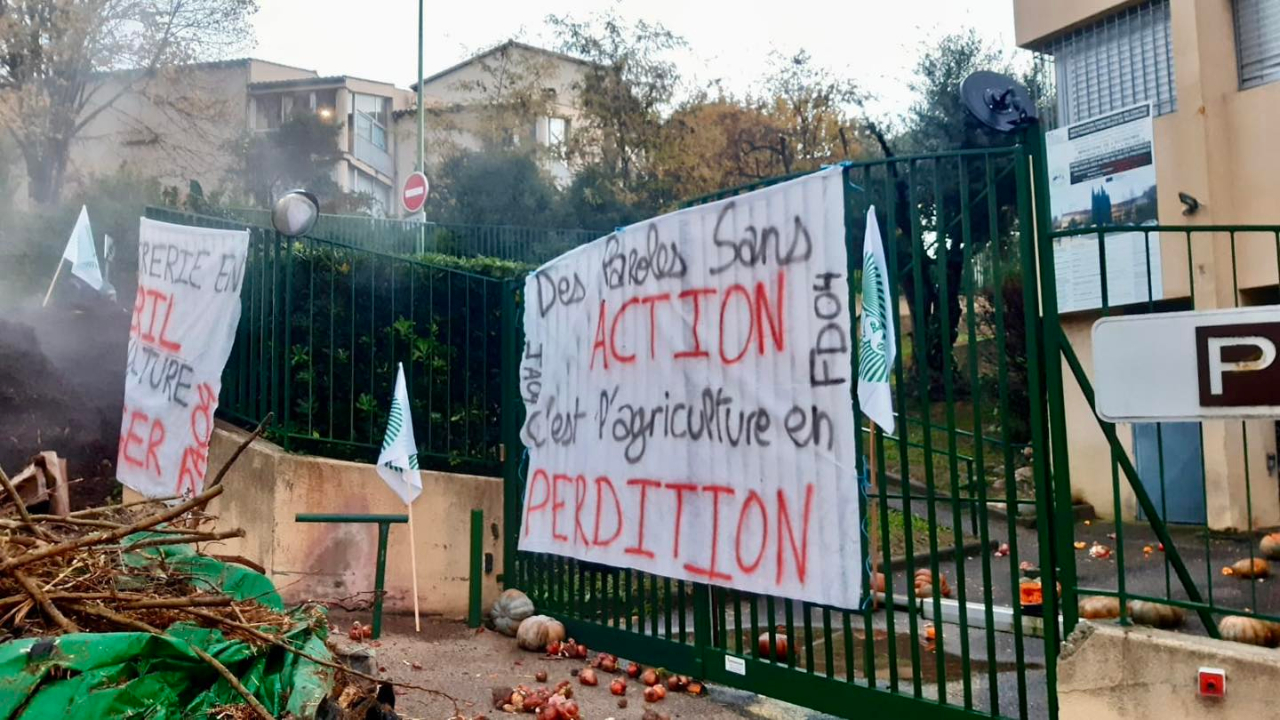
left=0, top=289, right=131, bottom=508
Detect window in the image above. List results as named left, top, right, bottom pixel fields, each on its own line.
left=1234, top=0, right=1280, bottom=89
left=543, top=117, right=568, bottom=147
left=353, top=93, right=390, bottom=150
left=350, top=168, right=391, bottom=216
left=1039, top=0, right=1177, bottom=125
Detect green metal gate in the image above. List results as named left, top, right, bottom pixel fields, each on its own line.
left=501, top=133, right=1067, bottom=719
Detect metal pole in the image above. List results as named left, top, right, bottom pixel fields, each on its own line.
left=468, top=509, right=484, bottom=628
left=373, top=521, right=391, bottom=639
left=417, top=0, right=425, bottom=174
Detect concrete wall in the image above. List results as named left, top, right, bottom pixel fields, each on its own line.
left=1018, top=0, right=1280, bottom=529
left=1013, top=0, right=1136, bottom=46
left=1060, top=622, right=1280, bottom=719
left=127, top=421, right=505, bottom=618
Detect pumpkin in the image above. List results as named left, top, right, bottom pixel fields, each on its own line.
left=1260, top=533, right=1280, bottom=561
left=1127, top=600, right=1185, bottom=629
left=1218, top=615, right=1278, bottom=647
left=1078, top=596, right=1120, bottom=620
left=491, top=589, right=536, bottom=636
left=1227, top=557, right=1271, bottom=579
left=871, top=572, right=886, bottom=593
left=517, top=615, right=567, bottom=651
left=913, top=569, right=952, bottom=599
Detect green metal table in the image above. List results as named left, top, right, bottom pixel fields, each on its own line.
left=294, top=512, right=408, bottom=639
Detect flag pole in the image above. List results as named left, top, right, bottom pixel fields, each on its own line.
left=41, top=261, right=66, bottom=308
left=407, top=500, right=422, bottom=632
left=867, top=420, right=882, bottom=608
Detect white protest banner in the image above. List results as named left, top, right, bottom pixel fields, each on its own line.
left=518, top=167, right=861, bottom=609
left=118, top=218, right=249, bottom=499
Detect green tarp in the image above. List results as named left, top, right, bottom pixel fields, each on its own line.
left=0, top=536, right=333, bottom=719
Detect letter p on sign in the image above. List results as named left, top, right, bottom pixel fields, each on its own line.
left=1196, top=322, right=1280, bottom=407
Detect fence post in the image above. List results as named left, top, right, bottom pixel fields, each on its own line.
left=469, top=509, right=484, bottom=628
left=1015, top=135, right=1060, bottom=720
left=500, top=279, right=524, bottom=585
left=1023, top=123, right=1079, bottom=639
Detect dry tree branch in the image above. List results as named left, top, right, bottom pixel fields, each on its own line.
left=0, top=415, right=271, bottom=574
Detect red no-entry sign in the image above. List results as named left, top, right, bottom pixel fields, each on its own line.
left=401, top=172, right=429, bottom=214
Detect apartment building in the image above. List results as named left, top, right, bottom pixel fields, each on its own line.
left=36, top=41, right=589, bottom=216
left=1014, top=0, right=1280, bottom=529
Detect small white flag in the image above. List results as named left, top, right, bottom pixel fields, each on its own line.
left=61, top=206, right=105, bottom=291
left=376, top=363, right=423, bottom=505
left=857, top=206, right=896, bottom=434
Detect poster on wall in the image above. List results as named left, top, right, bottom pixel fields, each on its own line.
left=118, top=218, right=249, bottom=499
left=1047, top=102, right=1163, bottom=313
left=517, top=167, right=862, bottom=609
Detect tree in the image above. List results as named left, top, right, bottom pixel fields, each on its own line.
left=233, top=113, right=374, bottom=215
left=865, top=29, right=1043, bottom=398
left=657, top=52, right=867, bottom=201
left=426, top=149, right=560, bottom=227
left=0, top=0, right=257, bottom=205
left=549, top=10, right=684, bottom=212
left=445, top=41, right=561, bottom=154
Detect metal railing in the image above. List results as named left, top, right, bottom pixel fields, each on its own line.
left=1047, top=223, right=1280, bottom=638
left=147, top=206, right=513, bottom=476
left=223, top=207, right=603, bottom=264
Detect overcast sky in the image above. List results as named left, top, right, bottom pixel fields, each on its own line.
left=251, top=0, right=1020, bottom=115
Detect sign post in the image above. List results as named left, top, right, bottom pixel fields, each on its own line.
left=402, top=172, right=429, bottom=216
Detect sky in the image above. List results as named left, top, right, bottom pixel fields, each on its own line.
left=251, top=0, right=1020, bottom=117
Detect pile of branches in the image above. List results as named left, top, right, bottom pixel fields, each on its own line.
left=0, top=424, right=272, bottom=642
left=0, top=417, right=464, bottom=720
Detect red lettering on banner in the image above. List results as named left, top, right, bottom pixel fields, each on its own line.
left=777, top=484, right=816, bottom=585
left=133, top=287, right=183, bottom=353
left=674, top=289, right=716, bottom=360
left=144, top=415, right=165, bottom=476
left=736, top=490, right=769, bottom=574
left=524, top=469, right=550, bottom=536
left=592, top=476, right=623, bottom=546
left=664, top=482, right=698, bottom=558
left=756, top=271, right=786, bottom=354
left=641, top=293, right=672, bottom=359
left=120, top=409, right=164, bottom=477
left=609, top=297, right=640, bottom=364
left=177, top=447, right=207, bottom=497
left=551, top=474, right=572, bottom=542
left=573, top=474, right=590, bottom=546
left=590, top=301, right=609, bottom=370
left=177, top=383, right=218, bottom=495
left=718, top=285, right=753, bottom=365
left=120, top=410, right=147, bottom=468
left=624, top=479, right=661, bottom=559
left=684, top=485, right=735, bottom=582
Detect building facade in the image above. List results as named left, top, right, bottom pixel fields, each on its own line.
left=1014, top=0, right=1280, bottom=529
left=38, top=41, right=589, bottom=217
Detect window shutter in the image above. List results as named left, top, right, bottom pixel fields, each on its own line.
left=1040, top=0, right=1177, bottom=125
left=1235, top=0, right=1280, bottom=89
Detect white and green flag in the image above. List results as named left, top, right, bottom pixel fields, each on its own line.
left=62, top=205, right=105, bottom=291
left=858, top=206, right=896, bottom=434
left=377, top=363, right=423, bottom=505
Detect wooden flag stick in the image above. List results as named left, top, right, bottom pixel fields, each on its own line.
left=867, top=421, right=882, bottom=607
left=406, top=501, right=422, bottom=632
left=42, top=261, right=66, bottom=308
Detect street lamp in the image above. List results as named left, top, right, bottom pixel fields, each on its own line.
left=272, top=190, right=320, bottom=237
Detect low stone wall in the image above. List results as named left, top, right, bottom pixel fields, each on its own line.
left=1059, top=621, right=1280, bottom=719
left=124, top=421, right=504, bottom=618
